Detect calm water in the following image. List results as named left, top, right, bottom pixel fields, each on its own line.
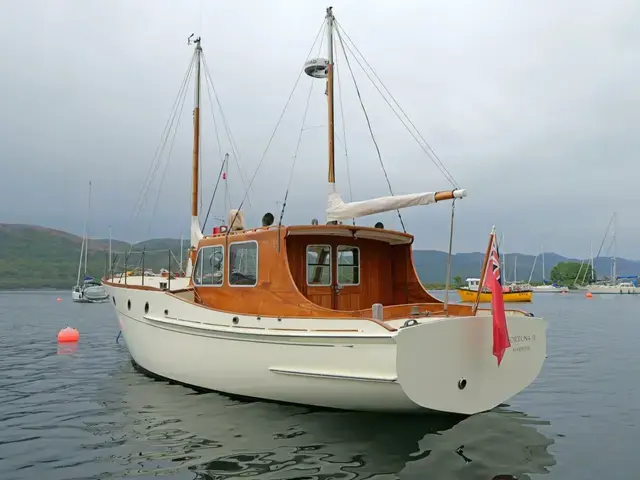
left=0, top=291, right=638, bottom=479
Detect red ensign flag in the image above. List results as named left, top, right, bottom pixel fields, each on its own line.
left=483, top=233, right=511, bottom=366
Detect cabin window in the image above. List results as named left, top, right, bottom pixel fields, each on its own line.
left=229, top=241, right=258, bottom=287
left=193, top=246, right=224, bottom=286
left=337, top=246, right=360, bottom=285
left=307, top=245, right=331, bottom=285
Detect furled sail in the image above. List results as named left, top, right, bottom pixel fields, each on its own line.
left=326, top=184, right=467, bottom=222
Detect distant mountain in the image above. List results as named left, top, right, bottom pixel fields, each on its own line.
left=0, top=223, right=638, bottom=289
left=413, top=250, right=640, bottom=284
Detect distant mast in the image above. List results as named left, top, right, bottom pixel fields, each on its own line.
left=85, top=180, right=92, bottom=276
left=612, top=212, right=617, bottom=281
left=108, top=225, right=112, bottom=275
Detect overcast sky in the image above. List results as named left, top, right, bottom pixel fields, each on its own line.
left=1, top=0, right=638, bottom=259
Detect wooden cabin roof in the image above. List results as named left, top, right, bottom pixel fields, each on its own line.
left=198, top=224, right=414, bottom=246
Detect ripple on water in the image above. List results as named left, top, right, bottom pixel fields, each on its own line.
left=1, top=291, right=639, bottom=479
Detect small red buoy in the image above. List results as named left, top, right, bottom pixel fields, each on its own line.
left=585, top=292, right=593, bottom=298
left=57, top=327, right=80, bottom=343
left=56, top=298, right=62, bottom=302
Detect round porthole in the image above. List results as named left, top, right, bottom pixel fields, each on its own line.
left=458, top=378, right=467, bottom=390
left=232, top=316, right=239, bottom=325
left=164, top=309, right=169, bottom=316
left=127, top=299, right=131, bottom=311
left=144, top=302, right=149, bottom=314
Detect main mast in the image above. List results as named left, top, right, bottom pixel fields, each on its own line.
left=326, top=7, right=336, bottom=185
left=187, top=36, right=203, bottom=276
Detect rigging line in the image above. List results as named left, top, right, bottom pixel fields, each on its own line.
left=227, top=19, right=326, bottom=236
left=132, top=54, right=197, bottom=219
left=202, top=66, right=225, bottom=171
left=201, top=55, right=227, bottom=218
left=146, top=66, right=193, bottom=238
left=201, top=58, right=250, bottom=211
left=203, top=156, right=229, bottom=229
left=132, top=61, right=195, bottom=221
left=335, top=21, right=458, bottom=187
left=594, top=213, right=615, bottom=262
left=335, top=26, right=406, bottom=233
left=278, top=29, right=325, bottom=226
left=201, top=54, right=252, bottom=209
left=334, top=20, right=459, bottom=188
left=334, top=35, right=355, bottom=226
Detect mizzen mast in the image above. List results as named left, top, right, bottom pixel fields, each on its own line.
left=191, top=35, right=202, bottom=224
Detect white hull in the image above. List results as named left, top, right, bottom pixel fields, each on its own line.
left=531, top=286, right=567, bottom=293
left=72, top=284, right=110, bottom=303
left=105, top=282, right=547, bottom=415
left=587, top=284, right=639, bottom=295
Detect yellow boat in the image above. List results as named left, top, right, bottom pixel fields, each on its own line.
left=457, top=278, right=533, bottom=303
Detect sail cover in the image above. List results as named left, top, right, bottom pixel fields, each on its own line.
left=326, top=184, right=467, bottom=222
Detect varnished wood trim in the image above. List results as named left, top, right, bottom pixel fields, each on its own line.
left=102, top=280, right=160, bottom=292
left=167, top=269, right=397, bottom=329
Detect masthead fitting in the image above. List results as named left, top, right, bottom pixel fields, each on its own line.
left=188, top=34, right=201, bottom=46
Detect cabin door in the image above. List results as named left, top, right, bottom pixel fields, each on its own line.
left=334, top=245, right=361, bottom=311
left=305, top=244, right=362, bottom=311
left=305, top=245, right=335, bottom=309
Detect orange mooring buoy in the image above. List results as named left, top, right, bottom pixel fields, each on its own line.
left=56, top=297, right=62, bottom=302
left=57, top=327, right=80, bottom=343
left=585, top=292, right=593, bottom=298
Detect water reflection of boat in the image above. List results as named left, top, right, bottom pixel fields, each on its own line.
left=101, top=371, right=555, bottom=479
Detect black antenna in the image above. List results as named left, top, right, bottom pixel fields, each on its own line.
left=187, top=33, right=195, bottom=45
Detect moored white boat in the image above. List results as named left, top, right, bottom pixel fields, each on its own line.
left=72, top=181, right=109, bottom=303
left=588, top=281, right=639, bottom=295
left=73, top=277, right=109, bottom=303
left=531, top=284, right=568, bottom=293
left=104, top=9, right=547, bottom=415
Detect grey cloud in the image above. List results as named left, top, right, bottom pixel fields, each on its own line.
left=1, top=0, right=638, bottom=258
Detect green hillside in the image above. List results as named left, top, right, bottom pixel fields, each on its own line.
left=0, top=224, right=188, bottom=289
left=0, top=223, right=638, bottom=289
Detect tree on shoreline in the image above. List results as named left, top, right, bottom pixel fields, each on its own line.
left=550, top=261, right=594, bottom=285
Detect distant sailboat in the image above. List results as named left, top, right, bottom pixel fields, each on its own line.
left=72, top=181, right=109, bottom=303
left=587, top=213, right=639, bottom=295
left=530, top=245, right=568, bottom=293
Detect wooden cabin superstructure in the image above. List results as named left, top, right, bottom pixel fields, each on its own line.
left=189, top=223, right=474, bottom=322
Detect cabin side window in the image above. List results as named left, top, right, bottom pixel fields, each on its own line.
left=193, top=246, right=224, bottom=286
left=307, top=245, right=331, bottom=286
left=229, top=241, right=258, bottom=287
left=337, top=245, right=360, bottom=285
